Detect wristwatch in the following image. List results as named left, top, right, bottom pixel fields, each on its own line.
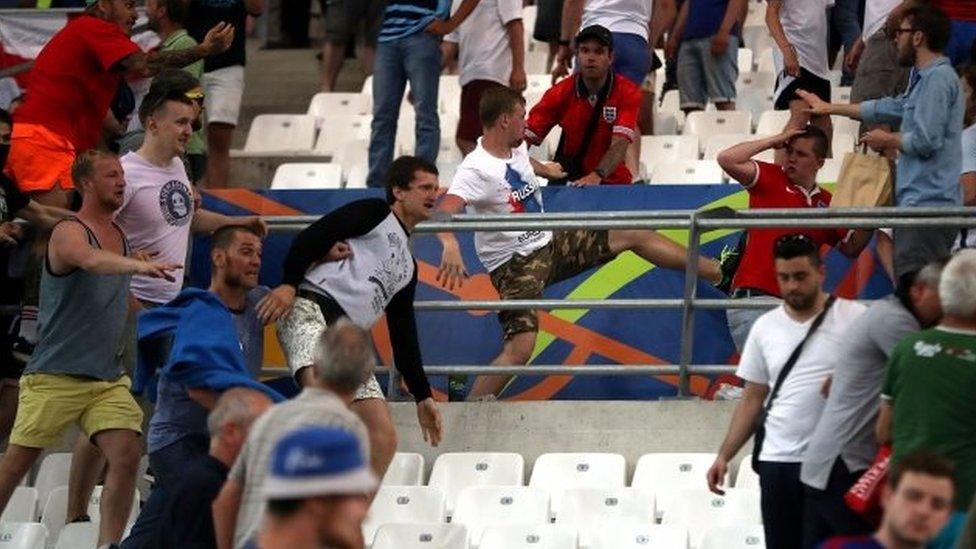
left=594, top=167, right=608, bottom=179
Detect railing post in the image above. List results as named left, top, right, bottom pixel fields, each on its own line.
left=677, top=211, right=703, bottom=397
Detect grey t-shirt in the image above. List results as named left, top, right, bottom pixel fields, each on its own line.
left=800, top=296, right=919, bottom=490
left=147, top=286, right=269, bottom=454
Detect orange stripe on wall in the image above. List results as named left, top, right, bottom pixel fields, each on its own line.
left=204, top=189, right=303, bottom=216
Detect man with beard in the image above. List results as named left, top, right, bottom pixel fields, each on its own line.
left=800, top=4, right=964, bottom=285
left=705, top=234, right=867, bottom=549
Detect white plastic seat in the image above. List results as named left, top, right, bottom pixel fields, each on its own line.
left=743, top=4, right=765, bottom=31
left=363, top=486, right=446, bottom=546
left=437, top=161, right=460, bottom=188
left=831, top=133, right=856, bottom=158
left=659, top=89, right=681, bottom=117
left=32, top=454, right=71, bottom=515
left=702, top=134, right=759, bottom=160
left=54, top=522, right=97, bottom=549
left=654, top=112, right=680, bottom=135
left=650, top=160, right=725, bottom=184
left=528, top=453, right=625, bottom=518
left=640, top=135, right=700, bottom=180
left=271, top=163, right=343, bottom=190
left=243, top=114, right=317, bottom=152
left=382, top=453, right=425, bottom=486
left=735, top=72, right=776, bottom=123
left=307, top=92, right=370, bottom=117
left=742, top=27, right=774, bottom=58
left=754, top=110, right=791, bottom=136
left=437, top=141, right=463, bottom=166
left=479, top=524, right=578, bottom=549
left=733, top=457, right=760, bottom=490
left=1, top=488, right=37, bottom=524
left=662, top=489, right=762, bottom=548
left=525, top=48, right=550, bottom=75
left=39, top=487, right=67, bottom=543
left=591, top=523, right=689, bottom=549
left=700, top=525, right=766, bottom=549
left=86, top=486, right=139, bottom=527
left=345, top=164, right=369, bottom=189
left=524, top=91, right=546, bottom=112
left=453, top=486, right=549, bottom=545
left=439, top=75, right=462, bottom=116
left=831, top=116, right=860, bottom=143
left=737, top=49, right=754, bottom=73
left=429, top=453, right=524, bottom=517
left=0, top=522, right=47, bottom=549
left=632, top=453, right=722, bottom=521
left=832, top=86, right=852, bottom=104
left=756, top=49, right=774, bottom=73
left=334, top=138, right=370, bottom=180
left=440, top=113, right=460, bottom=141
left=313, top=114, right=371, bottom=156
left=815, top=158, right=844, bottom=184
left=683, top=111, right=752, bottom=142
left=372, top=523, right=468, bottom=549
left=526, top=74, right=553, bottom=95
left=556, top=488, right=655, bottom=547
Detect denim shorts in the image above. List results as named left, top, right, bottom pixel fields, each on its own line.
left=611, top=32, right=652, bottom=86
left=676, top=35, right=739, bottom=110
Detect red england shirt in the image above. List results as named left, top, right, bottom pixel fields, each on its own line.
left=732, top=161, right=849, bottom=297
left=15, top=15, right=140, bottom=151
left=524, top=72, right=641, bottom=185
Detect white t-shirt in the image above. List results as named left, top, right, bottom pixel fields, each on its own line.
left=116, top=151, right=194, bottom=304
left=445, top=0, right=522, bottom=87
left=736, top=298, right=867, bottom=463
left=772, top=0, right=830, bottom=80
left=863, top=0, right=901, bottom=39
left=581, top=0, right=652, bottom=40
left=447, top=140, right=552, bottom=272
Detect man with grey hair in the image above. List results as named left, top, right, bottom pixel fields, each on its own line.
left=121, top=388, right=273, bottom=549
left=800, top=259, right=946, bottom=547
left=212, top=319, right=375, bottom=549
left=877, top=249, right=976, bottom=546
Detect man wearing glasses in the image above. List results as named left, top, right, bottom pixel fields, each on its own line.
left=800, top=4, right=964, bottom=286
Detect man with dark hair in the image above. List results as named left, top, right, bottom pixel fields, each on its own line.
left=707, top=233, right=867, bottom=549
left=257, top=155, right=444, bottom=484
left=801, top=4, right=964, bottom=283
left=820, top=451, right=956, bottom=549
left=717, top=128, right=873, bottom=351
left=437, top=85, right=723, bottom=400
left=0, top=150, right=179, bottom=547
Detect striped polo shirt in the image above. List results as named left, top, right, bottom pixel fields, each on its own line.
left=378, top=0, right=452, bottom=42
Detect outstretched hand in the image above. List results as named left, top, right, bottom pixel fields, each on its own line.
left=202, top=22, right=235, bottom=56
left=437, top=241, right=468, bottom=291
left=796, top=89, right=831, bottom=116
left=256, top=284, right=296, bottom=324
left=417, top=397, right=443, bottom=446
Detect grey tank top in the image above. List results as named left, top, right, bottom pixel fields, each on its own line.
left=25, top=218, right=132, bottom=381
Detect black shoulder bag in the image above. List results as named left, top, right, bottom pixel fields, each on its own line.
left=551, top=82, right=609, bottom=186
left=751, top=295, right=836, bottom=473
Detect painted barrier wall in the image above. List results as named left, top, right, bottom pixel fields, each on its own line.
left=196, top=185, right=894, bottom=400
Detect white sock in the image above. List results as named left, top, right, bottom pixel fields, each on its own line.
left=17, top=306, right=37, bottom=344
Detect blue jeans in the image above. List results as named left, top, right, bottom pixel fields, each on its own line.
left=830, top=0, right=861, bottom=85
left=367, top=32, right=442, bottom=188
left=677, top=35, right=739, bottom=109
left=947, top=19, right=976, bottom=67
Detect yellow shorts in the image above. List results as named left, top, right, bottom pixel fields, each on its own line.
left=10, top=374, right=143, bottom=448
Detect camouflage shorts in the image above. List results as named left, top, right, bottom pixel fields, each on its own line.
left=489, top=230, right=616, bottom=338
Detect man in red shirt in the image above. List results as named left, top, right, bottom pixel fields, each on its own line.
left=717, top=126, right=873, bottom=351
left=5, top=0, right=234, bottom=210
left=525, top=25, right=641, bottom=185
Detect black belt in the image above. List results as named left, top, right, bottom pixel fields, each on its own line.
left=731, top=287, right=774, bottom=299
left=297, top=289, right=348, bottom=324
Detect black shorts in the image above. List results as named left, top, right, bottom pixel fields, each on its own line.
left=774, top=68, right=831, bottom=110
left=321, top=0, right=384, bottom=46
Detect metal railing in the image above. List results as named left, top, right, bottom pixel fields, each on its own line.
left=264, top=205, right=976, bottom=398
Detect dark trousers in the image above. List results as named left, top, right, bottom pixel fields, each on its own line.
left=802, top=458, right=873, bottom=548
left=758, top=461, right=805, bottom=549
left=147, top=435, right=209, bottom=488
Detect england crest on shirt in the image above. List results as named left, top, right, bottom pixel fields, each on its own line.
left=603, top=106, right=617, bottom=123
left=158, top=180, right=193, bottom=226
left=505, top=165, right=542, bottom=213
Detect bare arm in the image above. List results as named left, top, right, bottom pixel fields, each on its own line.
left=507, top=19, right=527, bottom=92
left=706, top=381, right=768, bottom=494
left=963, top=173, right=976, bottom=205
left=876, top=401, right=893, bottom=445
left=595, top=136, right=631, bottom=177
left=187, top=388, right=221, bottom=410
left=718, top=0, right=746, bottom=38
left=119, top=23, right=234, bottom=78
left=649, top=0, right=677, bottom=49
left=717, top=130, right=801, bottom=185
left=765, top=0, right=801, bottom=77
left=49, top=221, right=180, bottom=280
left=15, top=201, right=72, bottom=231
left=427, top=0, right=483, bottom=35
left=666, top=0, right=690, bottom=57
left=560, top=0, right=584, bottom=45
left=798, top=89, right=863, bottom=120
left=191, top=209, right=267, bottom=237
left=436, top=194, right=469, bottom=291
left=213, top=479, right=244, bottom=549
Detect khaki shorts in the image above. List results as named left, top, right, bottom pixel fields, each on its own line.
left=490, top=230, right=616, bottom=338
left=11, top=374, right=143, bottom=448
left=277, top=296, right=384, bottom=401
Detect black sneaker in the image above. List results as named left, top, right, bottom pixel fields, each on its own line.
left=715, top=244, right=741, bottom=295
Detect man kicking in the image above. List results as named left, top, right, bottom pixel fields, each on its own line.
left=437, top=86, right=722, bottom=399
left=257, top=156, right=444, bottom=479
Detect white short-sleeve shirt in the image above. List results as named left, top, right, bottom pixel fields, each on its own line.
left=446, top=140, right=552, bottom=272
left=581, top=0, right=652, bottom=40
left=772, top=0, right=831, bottom=80
left=736, top=298, right=867, bottom=463
left=445, top=0, right=522, bottom=87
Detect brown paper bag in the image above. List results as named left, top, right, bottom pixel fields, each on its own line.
left=829, top=149, right=893, bottom=208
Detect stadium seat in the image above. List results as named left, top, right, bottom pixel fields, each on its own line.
left=437, top=142, right=463, bottom=166
left=699, top=525, right=765, bottom=549
left=632, top=453, right=722, bottom=521
left=526, top=74, right=553, bottom=96
left=243, top=114, right=317, bottom=153
left=662, top=489, right=762, bottom=547
left=32, top=454, right=71, bottom=516
left=361, top=75, right=374, bottom=95
left=654, top=112, right=680, bottom=135
left=346, top=164, right=369, bottom=189
left=815, top=158, right=844, bottom=184
left=755, top=110, right=791, bottom=136
left=437, top=161, right=460, bottom=188
left=54, top=522, right=97, bottom=549
left=756, top=50, right=774, bottom=73
left=525, top=48, right=550, bottom=75
left=453, top=486, right=550, bottom=545
left=428, top=452, right=524, bottom=517
left=831, top=116, right=860, bottom=141
left=742, top=27, right=774, bottom=58
left=39, top=487, right=68, bottom=543
left=439, top=75, right=462, bottom=116
left=333, top=138, right=370, bottom=181
left=363, top=486, right=446, bottom=546
left=0, top=522, right=47, bottom=549
left=524, top=91, right=545, bottom=112
left=522, top=5, right=538, bottom=42
left=307, top=92, right=370, bottom=117
left=832, top=86, right=852, bottom=104
left=1, top=488, right=38, bottom=524
left=649, top=160, right=725, bottom=184
left=683, top=111, right=752, bottom=142
left=479, top=524, right=578, bottom=549
left=556, top=488, right=655, bottom=547
left=314, top=114, right=371, bottom=156
left=383, top=453, right=425, bottom=486
left=702, top=134, right=764, bottom=160
left=737, top=49, right=754, bottom=73
left=590, top=523, right=689, bottom=549
left=831, top=133, right=856, bottom=158
left=828, top=70, right=843, bottom=87
left=743, top=4, right=765, bottom=29
left=441, top=113, right=461, bottom=141
left=371, top=523, right=468, bottom=549
left=640, top=135, right=700, bottom=179
left=528, top=453, right=625, bottom=517
left=86, top=486, right=139, bottom=527
left=733, top=457, right=760, bottom=490
left=271, top=163, right=344, bottom=190
left=735, top=72, right=776, bottom=123
left=659, top=89, right=681, bottom=117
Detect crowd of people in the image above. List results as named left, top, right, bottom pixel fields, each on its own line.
left=0, top=0, right=976, bottom=548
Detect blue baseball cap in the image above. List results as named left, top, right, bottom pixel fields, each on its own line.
left=263, top=426, right=377, bottom=500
